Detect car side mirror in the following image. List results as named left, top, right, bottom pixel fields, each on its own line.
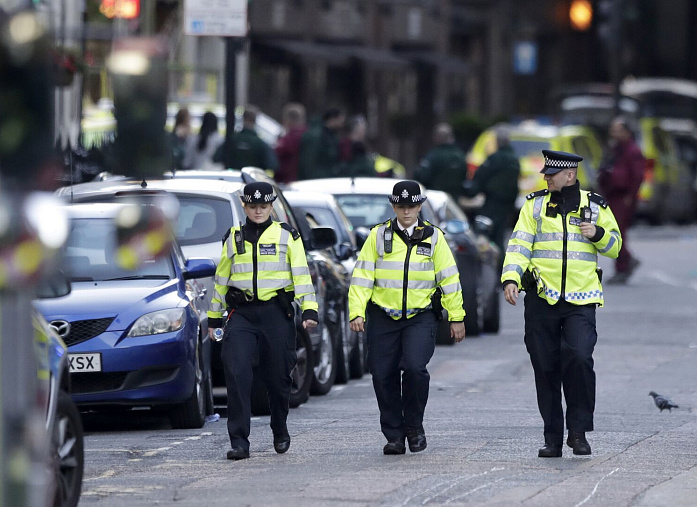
left=310, top=227, right=337, bottom=251
left=474, top=215, right=494, bottom=236
left=442, top=219, right=469, bottom=235
left=183, top=257, right=217, bottom=279
left=354, top=227, right=370, bottom=249
left=35, top=270, right=72, bottom=299
left=336, top=242, right=355, bottom=261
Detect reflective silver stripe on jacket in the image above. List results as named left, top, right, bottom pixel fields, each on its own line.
left=257, top=279, right=292, bottom=290
left=435, top=264, right=459, bottom=283
left=534, top=232, right=589, bottom=244
left=376, top=224, right=388, bottom=257
left=350, top=276, right=374, bottom=289
left=354, top=259, right=375, bottom=271
left=375, top=279, right=435, bottom=290
left=296, top=294, right=317, bottom=304
left=531, top=250, right=597, bottom=262
left=502, top=264, right=524, bottom=277
left=291, top=265, right=310, bottom=277
left=376, top=259, right=434, bottom=272
left=532, top=196, right=545, bottom=233
left=506, top=244, right=532, bottom=258
left=225, top=231, right=236, bottom=259
left=511, top=230, right=534, bottom=243
left=440, top=281, right=462, bottom=295
left=597, top=231, right=620, bottom=254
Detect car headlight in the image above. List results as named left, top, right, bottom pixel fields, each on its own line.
left=127, top=308, right=185, bottom=337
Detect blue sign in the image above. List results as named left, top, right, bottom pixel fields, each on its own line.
left=513, top=41, right=538, bottom=75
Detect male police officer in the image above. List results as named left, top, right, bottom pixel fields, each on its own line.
left=208, top=182, right=318, bottom=460
left=502, top=150, right=622, bottom=458
left=349, top=180, right=466, bottom=455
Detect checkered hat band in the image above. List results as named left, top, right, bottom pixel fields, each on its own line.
left=389, top=194, right=424, bottom=203
left=544, top=157, right=578, bottom=168
left=241, top=193, right=275, bottom=203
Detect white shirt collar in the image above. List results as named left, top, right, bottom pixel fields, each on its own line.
left=397, top=221, right=416, bottom=237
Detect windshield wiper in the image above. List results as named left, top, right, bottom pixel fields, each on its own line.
left=103, top=275, right=171, bottom=281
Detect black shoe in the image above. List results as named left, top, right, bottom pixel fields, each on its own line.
left=273, top=435, right=291, bottom=454
left=383, top=441, right=406, bottom=455
left=406, top=428, right=427, bottom=453
left=567, top=431, right=591, bottom=455
left=226, top=446, right=250, bottom=460
left=538, top=444, right=562, bottom=458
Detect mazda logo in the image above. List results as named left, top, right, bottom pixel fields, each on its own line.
left=50, top=320, right=71, bottom=339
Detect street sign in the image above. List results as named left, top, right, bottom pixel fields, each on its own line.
left=513, top=41, right=538, bottom=75
left=184, top=0, right=248, bottom=37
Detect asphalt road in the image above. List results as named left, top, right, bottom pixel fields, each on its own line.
left=78, top=224, right=697, bottom=506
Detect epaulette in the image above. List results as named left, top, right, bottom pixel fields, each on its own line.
left=222, top=228, right=231, bottom=246
left=588, top=192, right=608, bottom=208
left=370, top=219, right=391, bottom=230
left=280, top=222, right=301, bottom=240
left=526, top=189, right=549, bottom=200
left=421, top=220, right=440, bottom=234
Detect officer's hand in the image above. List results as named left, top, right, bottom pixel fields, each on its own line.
left=450, top=322, right=465, bottom=342
left=208, top=328, right=215, bottom=339
left=504, top=283, right=519, bottom=306
left=350, top=317, right=365, bottom=333
left=303, top=319, right=318, bottom=329
left=579, top=222, right=596, bottom=239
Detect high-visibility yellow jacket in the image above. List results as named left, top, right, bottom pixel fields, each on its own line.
left=349, top=219, right=465, bottom=321
left=207, top=221, right=318, bottom=322
left=501, top=187, right=621, bottom=306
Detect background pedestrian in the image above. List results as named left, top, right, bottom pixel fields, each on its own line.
left=182, top=111, right=224, bottom=171
left=415, top=123, right=468, bottom=203
left=274, top=102, right=308, bottom=183
left=339, top=114, right=376, bottom=178
left=297, top=107, right=345, bottom=180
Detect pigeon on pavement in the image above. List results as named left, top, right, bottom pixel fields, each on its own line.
left=649, top=391, right=679, bottom=412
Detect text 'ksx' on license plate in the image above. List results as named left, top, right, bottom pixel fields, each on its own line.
left=69, top=353, right=102, bottom=372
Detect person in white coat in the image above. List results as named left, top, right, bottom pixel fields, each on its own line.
left=183, top=111, right=224, bottom=170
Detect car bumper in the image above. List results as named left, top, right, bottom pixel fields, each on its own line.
left=68, top=329, right=196, bottom=406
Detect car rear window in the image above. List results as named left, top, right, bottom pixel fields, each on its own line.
left=334, top=195, right=395, bottom=228
left=176, top=196, right=234, bottom=246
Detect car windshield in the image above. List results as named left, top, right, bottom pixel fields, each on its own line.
left=175, top=196, right=235, bottom=246
left=63, top=218, right=173, bottom=282
left=334, top=195, right=395, bottom=228
left=510, top=140, right=552, bottom=158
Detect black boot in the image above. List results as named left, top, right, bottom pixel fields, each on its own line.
left=538, top=443, right=562, bottom=458
left=273, top=434, right=291, bottom=454
left=406, top=427, right=427, bottom=453
left=383, top=440, right=406, bottom=455
left=226, top=446, right=250, bottom=460
left=567, top=431, right=591, bottom=455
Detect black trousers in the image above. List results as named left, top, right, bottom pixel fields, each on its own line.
left=221, top=302, right=296, bottom=451
left=367, top=304, right=439, bottom=442
left=523, top=292, right=598, bottom=446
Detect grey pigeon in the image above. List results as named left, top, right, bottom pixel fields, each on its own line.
left=649, top=391, right=679, bottom=412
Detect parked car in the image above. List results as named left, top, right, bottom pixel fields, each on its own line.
left=34, top=272, right=85, bottom=507
left=283, top=190, right=367, bottom=380
left=34, top=203, right=217, bottom=429
left=466, top=123, right=604, bottom=208
left=287, top=177, right=497, bottom=340
left=426, top=190, right=501, bottom=337
left=55, top=170, right=346, bottom=411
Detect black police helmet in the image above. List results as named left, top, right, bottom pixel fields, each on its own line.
left=540, top=150, right=583, bottom=175
left=240, top=182, right=277, bottom=204
left=389, top=180, right=427, bottom=205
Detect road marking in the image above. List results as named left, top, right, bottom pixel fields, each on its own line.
left=143, top=447, right=172, bottom=457
left=443, top=476, right=508, bottom=504
left=84, top=469, right=117, bottom=481
left=419, top=467, right=506, bottom=505
left=574, top=468, right=619, bottom=507
left=648, top=271, right=697, bottom=292
left=329, top=385, right=347, bottom=395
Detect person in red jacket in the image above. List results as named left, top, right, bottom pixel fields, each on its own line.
left=598, top=117, right=645, bottom=284
left=274, top=103, right=308, bottom=183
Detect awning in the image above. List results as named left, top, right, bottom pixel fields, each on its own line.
left=256, top=39, right=351, bottom=66
left=400, top=51, right=471, bottom=75
left=333, top=45, right=411, bottom=70
left=255, top=39, right=410, bottom=70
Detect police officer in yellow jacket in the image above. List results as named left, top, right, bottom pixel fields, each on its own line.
left=502, top=150, right=622, bottom=458
left=349, top=180, right=466, bottom=455
left=208, top=182, right=318, bottom=460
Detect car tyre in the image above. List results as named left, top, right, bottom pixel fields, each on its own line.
left=335, top=306, right=351, bottom=385
left=52, top=391, right=84, bottom=507
left=482, top=289, right=501, bottom=334
left=463, top=276, right=480, bottom=337
left=289, top=326, right=313, bottom=408
left=169, top=338, right=208, bottom=429
left=310, top=322, right=336, bottom=395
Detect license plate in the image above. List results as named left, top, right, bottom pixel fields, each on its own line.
left=69, top=353, right=102, bottom=372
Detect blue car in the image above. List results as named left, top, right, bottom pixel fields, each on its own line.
left=34, top=203, right=217, bottom=429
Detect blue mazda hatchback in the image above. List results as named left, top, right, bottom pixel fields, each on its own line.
left=34, top=203, right=217, bottom=429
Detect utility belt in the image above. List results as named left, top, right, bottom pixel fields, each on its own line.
left=369, top=289, right=443, bottom=320
left=226, top=287, right=294, bottom=320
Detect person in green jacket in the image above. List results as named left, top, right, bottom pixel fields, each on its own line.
left=338, top=115, right=376, bottom=178
left=415, top=123, right=468, bottom=201
left=297, top=108, right=345, bottom=180
left=462, top=125, right=520, bottom=260
left=214, top=105, right=277, bottom=171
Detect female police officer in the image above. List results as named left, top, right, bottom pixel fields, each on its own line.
left=349, top=180, right=466, bottom=455
left=208, top=181, right=318, bottom=460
